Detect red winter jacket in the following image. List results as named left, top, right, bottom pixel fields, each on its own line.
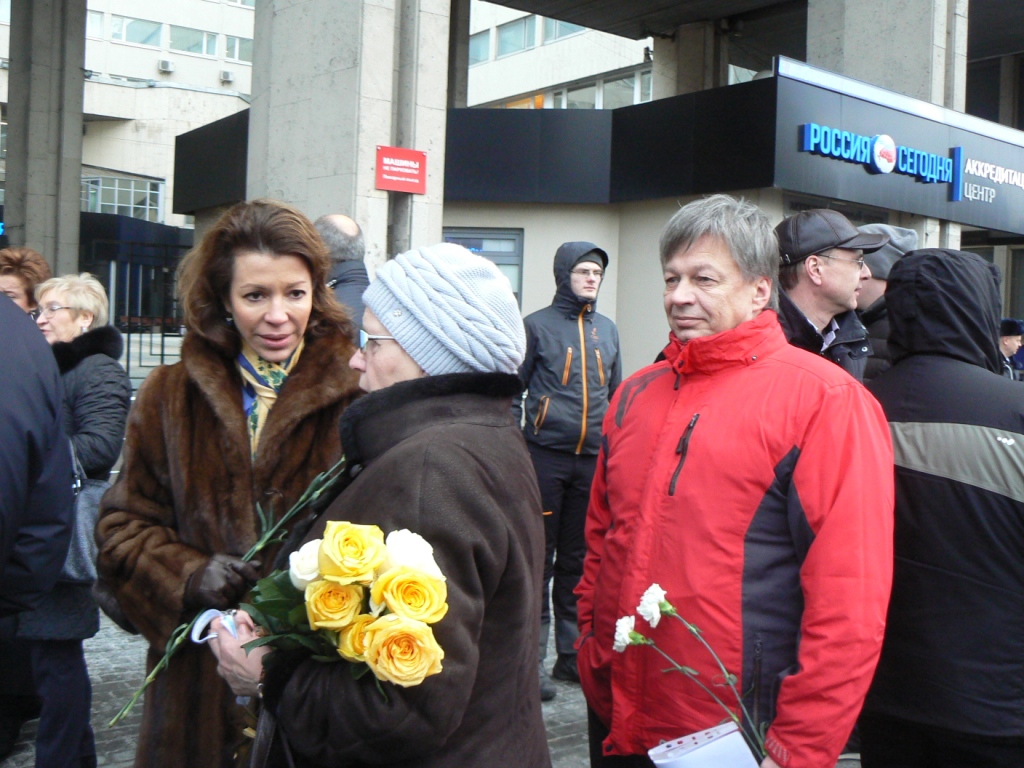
left=575, top=310, right=894, bottom=768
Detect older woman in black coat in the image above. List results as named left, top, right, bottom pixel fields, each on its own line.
left=211, top=244, right=552, bottom=768
left=18, top=273, right=132, bottom=768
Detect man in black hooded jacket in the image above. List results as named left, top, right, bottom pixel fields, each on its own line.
left=860, top=249, right=1024, bottom=768
left=516, top=241, right=621, bottom=700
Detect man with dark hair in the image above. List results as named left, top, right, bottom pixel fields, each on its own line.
left=998, top=318, right=1022, bottom=380
left=517, top=241, right=621, bottom=701
left=855, top=224, right=918, bottom=382
left=314, top=214, right=369, bottom=333
left=774, top=209, right=889, bottom=381
left=861, top=250, right=1024, bottom=768
left=577, top=195, right=893, bottom=768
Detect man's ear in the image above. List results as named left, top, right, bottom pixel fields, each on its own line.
left=804, top=255, right=825, bottom=286
left=752, top=277, right=772, bottom=312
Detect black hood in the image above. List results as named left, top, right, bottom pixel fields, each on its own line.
left=885, top=248, right=1003, bottom=373
left=552, top=241, right=608, bottom=315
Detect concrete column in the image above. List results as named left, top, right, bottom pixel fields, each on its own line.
left=248, top=0, right=448, bottom=273
left=389, top=0, right=450, bottom=257
left=808, top=0, right=967, bottom=247
left=999, top=55, right=1018, bottom=127
left=447, top=0, right=469, bottom=109
left=6, top=0, right=86, bottom=275
left=659, top=21, right=723, bottom=97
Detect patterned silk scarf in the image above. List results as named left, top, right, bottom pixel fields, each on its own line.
left=237, top=338, right=305, bottom=456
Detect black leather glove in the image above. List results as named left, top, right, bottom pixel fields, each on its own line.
left=184, top=554, right=261, bottom=611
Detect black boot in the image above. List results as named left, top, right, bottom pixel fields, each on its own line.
left=539, top=664, right=557, bottom=702
left=551, top=653, right=580, bottom=684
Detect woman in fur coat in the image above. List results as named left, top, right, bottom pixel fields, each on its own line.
left=95, top=200, right=361, bottom=768
left=20, top=272, right=132, bottom=768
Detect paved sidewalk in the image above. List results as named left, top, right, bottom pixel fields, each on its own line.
left=1, top=617, right=590, bottom=767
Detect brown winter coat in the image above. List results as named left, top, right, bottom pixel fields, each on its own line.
left=258, top=372, right=552, bottom=768
left=96, top=328, right=360, bottom=768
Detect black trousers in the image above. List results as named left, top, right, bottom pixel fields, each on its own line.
left=528, top=442, right=597, bottom=659
left=29, top=639, right=95, bottom=768
left=861, top=711, right=1024, bottom=768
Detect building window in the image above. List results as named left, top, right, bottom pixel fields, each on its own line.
left=81, top=177, right=163, bottom=223
left=543, top=17, right=585, bottom=42
left=226, top=35, right=253, bottom=63
left=469, top=30, right=490, bottom=66
left=640, top=70, right=652, bottom=102
left=496, top=16, right=535, bottom=58
left=86, top=11, right=104, bottom=38
left=0, top=0, right=9, bottom=25
left=442, top=228, right=524, bottom=306
left=602, top=74, right=635, bottom=110
left=567, top=83, right=596, bottom=109
left=226, top=0, right=256, bottom=6
left=111, top=16, right=162, bottom=47
left=170, top=26, right=217, bottom=56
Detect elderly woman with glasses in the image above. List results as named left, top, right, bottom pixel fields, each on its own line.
left=95, top=199, right=362, bottom=768
left=12, top=272, right=132, bottom=768
left=209, top=243, right=551, bottom=768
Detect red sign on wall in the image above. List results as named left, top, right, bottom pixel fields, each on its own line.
left=375, top=146, right=427, bottom=195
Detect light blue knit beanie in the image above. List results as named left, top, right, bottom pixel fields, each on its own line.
left=363, top=243, right=526, bottom=375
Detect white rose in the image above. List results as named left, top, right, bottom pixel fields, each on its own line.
left=613, top=615, right=635, bottom=653
left=378, top=530, right=444, bottom=581
left=289, top=538, right=322, bottom=590
left=637, top=583, right=668, bottom=628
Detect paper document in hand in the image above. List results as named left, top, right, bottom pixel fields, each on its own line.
left=647, top=722, right=759, bottom=768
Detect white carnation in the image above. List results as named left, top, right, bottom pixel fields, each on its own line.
left=637, top=583, right=668, bottom=628
left=379, top=529, right=444, bottom=580
left=613, top=615, right=635, bottom=653
left=288, top=538, right=321, bottom=590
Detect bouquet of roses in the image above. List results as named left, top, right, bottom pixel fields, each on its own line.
left=240, top=521, right=447, bottom=688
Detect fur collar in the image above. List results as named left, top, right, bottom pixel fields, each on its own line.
left=52, top=325, right=124, bottom=374
left=182, top=329, right=361, bottom=474
left=339, top=372, right=522, bottom=466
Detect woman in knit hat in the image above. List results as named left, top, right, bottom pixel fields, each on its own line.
left=211, top=243, right=552, bottom=768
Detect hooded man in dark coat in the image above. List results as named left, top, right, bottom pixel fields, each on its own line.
left=516, top=241, right=621, bottom=699
left=861, top=249, right=1024, bottom=768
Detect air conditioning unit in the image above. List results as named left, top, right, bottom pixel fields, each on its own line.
left=219, top=70, right=235, bottom=83
left=0, top=59, right=9, bottom=70
left=157, top=59, right=175, bottom=73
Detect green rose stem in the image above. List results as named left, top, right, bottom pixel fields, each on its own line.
left=108, top=454, right=348, bottom=727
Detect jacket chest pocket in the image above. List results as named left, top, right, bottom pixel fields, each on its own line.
left=533, top=396, right=551, bottom=434
left=595, top=348, right=605, bottom=387
left=561, top=347, right=574, bottom=385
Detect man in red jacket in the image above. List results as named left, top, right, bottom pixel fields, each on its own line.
left=575, top=195, right=894, bottom=768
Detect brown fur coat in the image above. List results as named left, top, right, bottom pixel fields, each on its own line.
left=96, top=328, right=360, bottom=768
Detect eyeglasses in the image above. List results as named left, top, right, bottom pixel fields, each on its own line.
left=821, top=253, right=865, bottom=270
left=571, top=268, right=604, bottom=279
left=34, top=304, right=77, bottom=319
left=358, top=329, right=396, bottom=352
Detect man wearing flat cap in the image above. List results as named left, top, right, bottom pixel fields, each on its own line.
left=999, top=318, right=1023, bottom=380
left=517, top=241, right=621, bottom=701
left=856, top=224, right=919, bottom=382
left=775, top=209, right=889, bottom=382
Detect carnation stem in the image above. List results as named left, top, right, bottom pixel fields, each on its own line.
left=108, top=455, right=348, bottom=727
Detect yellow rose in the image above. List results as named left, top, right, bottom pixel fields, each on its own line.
left=363, top=613, right=444, bottom=687
left=318, top=521, right=387, bottom=585
left=305, top=580, right=365, bottom=630
left=370, top=565, right=449, bottom=624
left=337, top=613, right=376, bottom=662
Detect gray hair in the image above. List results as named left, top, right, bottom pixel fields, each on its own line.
left=35, top=272, right=109, bottom=328
left=314, top=215, right=365, bottom=263
left=659, top=194, right=779, bottom=310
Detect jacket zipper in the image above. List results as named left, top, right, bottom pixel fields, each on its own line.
left=595, top=348, right=605, bottom=387
left=575, top=306, right=590, bottom=455
left=668, top=413, right=700, bottom=496
left=533, top=396, right=551, bottom=435
left=562, top=347, right=573, bottom=386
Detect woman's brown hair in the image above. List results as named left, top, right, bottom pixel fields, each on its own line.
left=0, top=247, right=52, bottom=309
left=177, top=198, right=351, bottom=356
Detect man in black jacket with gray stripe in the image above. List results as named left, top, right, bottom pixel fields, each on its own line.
left=516, top=241, right=621, bottom=701
left=861, top=249, right=1024, bottom=768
